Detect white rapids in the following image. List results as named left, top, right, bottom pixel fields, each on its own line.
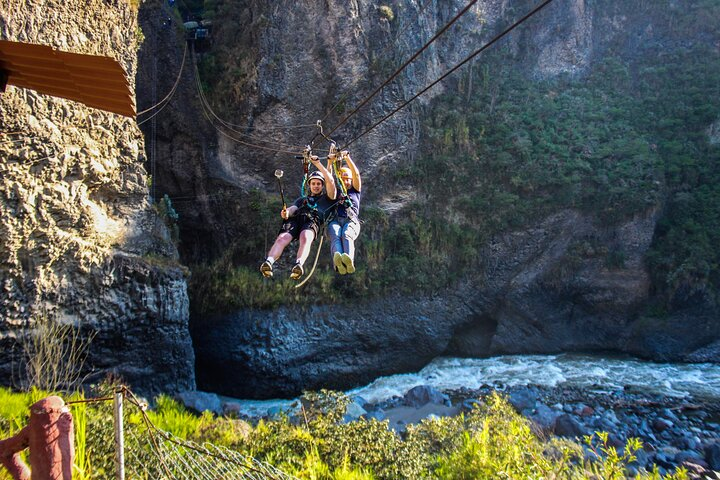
left=224, top=354, right=720, bottom=417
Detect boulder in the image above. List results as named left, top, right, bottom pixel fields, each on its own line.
left=554, top=414, right=586, bottom=438
left=175, top=391, right=222, bottom=416
left=705, top=442, right=720, bottom=470
left=508, top=388, right=539, bottom=412
left=527, top=403, right=560, bottom=434
left=343, top=401, right=368, bottom=423
left=222, top=402, right=243, bottom=417
left=403, top=385, right=448, bottom=408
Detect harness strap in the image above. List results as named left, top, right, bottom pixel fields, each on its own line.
left=301, top=145, right=311, bottom=197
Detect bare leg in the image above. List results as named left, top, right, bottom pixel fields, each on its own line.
left=295, top=229, right=316, bottom=265
left=267, top=232, right=293, bottom=261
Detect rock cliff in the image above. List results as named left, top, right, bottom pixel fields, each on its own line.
left=161, top=0, right=719, bottom=398
left=4, top=0, right=717, bottom=400
left=0, top=0, right=195, bottom=395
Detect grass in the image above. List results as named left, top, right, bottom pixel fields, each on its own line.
left=0, top=387, right=692, bottom=479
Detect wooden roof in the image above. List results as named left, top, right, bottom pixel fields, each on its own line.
left=0, top=40, right=136, bottom=117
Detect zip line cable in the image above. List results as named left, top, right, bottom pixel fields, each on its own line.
left=191, top=47, right=305, bottom=153
left=341, top=0, right=556, bottom=150
left=322, top=0, right=479, bottom=141
left=311, top=0, right=436, bottom=141
left=190, top=49, right=315, bottom=146
left=192, top=51, right=302, bottom=155
left=194, top=82, right=303, bottom=155
left=136, top=41, right=188, bottom=117
left=197, top=89, right=302, bottom=155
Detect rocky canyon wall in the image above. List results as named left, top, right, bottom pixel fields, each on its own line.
left=140, top=0, right=720, bottom=398
left=0, top=0, right=195, bottom=395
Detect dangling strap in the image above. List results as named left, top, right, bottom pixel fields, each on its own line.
left=301, top=145, right=311, bottom=197
left=294, top=234, right=324, bottom=289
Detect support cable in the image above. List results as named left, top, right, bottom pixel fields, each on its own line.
left=191, top=46, right=304, bottom=153
left=136, top=41, right=188, bottom=118
left=323, top=0, right=480, bottom=140
left=341, top=0, right=556, bottom=150
left=312, top=0, right=435, bottom=136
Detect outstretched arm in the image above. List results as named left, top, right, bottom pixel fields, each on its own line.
left=343, top=151, right=361, bottom=192
left=312, top=156, right=337, bottom=200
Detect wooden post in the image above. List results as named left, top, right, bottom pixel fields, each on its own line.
left=113, top=389, right=125, bottom=480
left=0, top=395, right=73, bottom=480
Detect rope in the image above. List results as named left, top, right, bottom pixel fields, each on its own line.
left=123, top=390, right=296, bottom=479
left=124, top=388, right=184, bottom=479
left=137, top=41, right=188, bottom=117
left=341, top=0, right=556, bottom=150
left=323, top=0, right=480, bottom=140
left=66, top=396, right=114, bottom=406
left=295, top=234, right=324, bottom=289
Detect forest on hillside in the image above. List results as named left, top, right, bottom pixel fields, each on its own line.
left=158, top=1, right=720, bottom=315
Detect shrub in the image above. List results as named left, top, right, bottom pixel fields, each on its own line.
left=18, top=313, right=95, bottom=393
left=378, top=5, right=394, bottom=21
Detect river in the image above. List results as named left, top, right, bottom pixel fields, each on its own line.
left=226, top=353, right=720, bottom=417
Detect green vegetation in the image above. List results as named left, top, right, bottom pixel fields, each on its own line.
left=0, top=387, right=690, bottom=479
left=382, top=41, right=719, bottom=308
left=188, top=3, right=720, bottom=313
left=156, top=194, right=180, bottom=244
left=378, top=5, right=395, bottom=22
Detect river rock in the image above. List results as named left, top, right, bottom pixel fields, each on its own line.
left=554, top=414, right=587, bottom=439
left=508, top=387, right=540, bottom=412
left=403, top=385, right=448, bottom=408
left=528, top=403, right=560, bottom=434
left=222, top=401, right=243, bottom=417
left=674, top=450, right=705, bottom=465
left=653, top=418, right=674, bottom=432
left=343, top=400, right=368, bottom=423
left=176, top=391, right=222, bottom=415
left=705, top=442, right=720, bottom=470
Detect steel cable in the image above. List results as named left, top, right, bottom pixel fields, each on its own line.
left=341, top=0, right=556, bottom=150
left=323, top=0, right=480, bottom=140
